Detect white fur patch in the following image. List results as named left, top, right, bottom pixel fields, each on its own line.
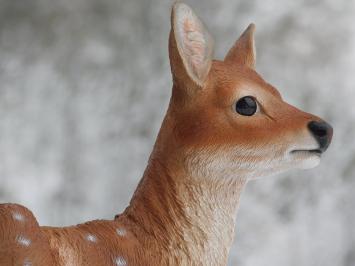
left=16, top=235, right=31, bottom=247
left=116, top=228, right=126, bottom=237
left=185, top=145, right=279, bottom=180
left=12, top=211, right=25, bottom=222
left=86, top=234, right=97, bottom=243
left=114, top=256, right=127, bottom=265
left=23, top=258, right=32, bottom=266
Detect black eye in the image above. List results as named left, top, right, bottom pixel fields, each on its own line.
left=235, top=96, right=257, bottom=116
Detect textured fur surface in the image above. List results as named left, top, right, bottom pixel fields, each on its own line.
left=0, top=2, right=331, bottom=265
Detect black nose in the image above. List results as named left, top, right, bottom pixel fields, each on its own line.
left=308, top=121, right=333, bottom=153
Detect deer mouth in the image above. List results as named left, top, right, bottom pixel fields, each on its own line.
left=290, top=149, right=322, bottom=156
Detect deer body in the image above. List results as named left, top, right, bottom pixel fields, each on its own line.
left=0, top=2, right=332, bottom=266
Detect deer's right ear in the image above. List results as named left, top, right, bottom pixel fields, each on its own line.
left=169, top=3, right=214, bottom=89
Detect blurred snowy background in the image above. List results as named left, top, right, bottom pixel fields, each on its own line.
left=0, top=0, right=354, bottom=265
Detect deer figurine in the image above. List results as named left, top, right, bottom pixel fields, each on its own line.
left=0, top=2, right=333, bottom=266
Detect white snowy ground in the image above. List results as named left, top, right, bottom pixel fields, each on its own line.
left=0, top=1, right=354, bottom=265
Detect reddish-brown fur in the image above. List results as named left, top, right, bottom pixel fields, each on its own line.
left=0, top=3, right=332, bottom=265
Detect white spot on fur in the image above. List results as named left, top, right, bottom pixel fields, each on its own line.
left=12, top=211, right=24, bottom=221
left=86, top=234, right=97, bottom=242
left=16, top=235, right=31, bottom=247
left=23, top=258, right=32, bottom=266
left=116, top=228, right=126, bottom=236
left=115, top=256, right=127, bottom=265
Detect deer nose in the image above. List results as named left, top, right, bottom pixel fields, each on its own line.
left=307, top=121, right=333, bottom=153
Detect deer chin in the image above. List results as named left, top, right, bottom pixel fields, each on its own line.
left=288, top=149, right=322, bottom=169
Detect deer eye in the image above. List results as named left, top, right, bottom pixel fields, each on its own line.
left=235, top=96, right=257, bottom=116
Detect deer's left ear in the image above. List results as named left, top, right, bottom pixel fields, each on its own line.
left=224, top=23, right=256, bottom=69
left=169, top=2, right=214, bottom=87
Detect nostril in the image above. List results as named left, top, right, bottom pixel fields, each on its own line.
left=308, top=120, right=333, bottom=152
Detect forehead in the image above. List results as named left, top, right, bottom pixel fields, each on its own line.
left=207, top=60, right=281, bottom=99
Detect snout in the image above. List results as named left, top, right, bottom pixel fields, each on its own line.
left=307, top=120, right=333, bottom=153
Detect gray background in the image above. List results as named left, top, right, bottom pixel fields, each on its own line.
left=0, top=0, right=354, bottom=265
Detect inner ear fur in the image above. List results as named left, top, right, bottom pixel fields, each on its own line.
left=169, top=2, right=214, bottom=89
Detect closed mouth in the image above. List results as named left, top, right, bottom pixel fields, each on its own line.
left=290, top=149, right=322, bottom=156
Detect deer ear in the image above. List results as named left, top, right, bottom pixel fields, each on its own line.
left=224, top=23, right=256, bottom=69
left=169, top=2, right=214, bottom=87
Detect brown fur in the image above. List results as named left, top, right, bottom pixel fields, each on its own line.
left=0, top=3, right=331, bottom=265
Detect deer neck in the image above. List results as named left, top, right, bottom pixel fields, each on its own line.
left=122, top=125, right=247, bottom=264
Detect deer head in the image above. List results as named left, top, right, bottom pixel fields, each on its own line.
left=155, top=2, right=333, bottom=182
